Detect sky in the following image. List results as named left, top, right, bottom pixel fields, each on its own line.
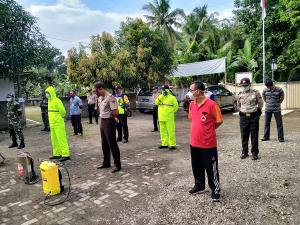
left=16, top=0, right=235, bottom=55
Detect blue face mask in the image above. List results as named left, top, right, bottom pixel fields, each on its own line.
left=6, top=98, right=12, bottom=102
left=45, top=93, right=50, bottom=99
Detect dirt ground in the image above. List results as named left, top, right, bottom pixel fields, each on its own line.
left=0, top=108, right=299, bottom=225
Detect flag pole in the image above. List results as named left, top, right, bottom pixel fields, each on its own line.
left=262, top=17, right=266, bottom=84
left=261, top=0, right=266, bottom=84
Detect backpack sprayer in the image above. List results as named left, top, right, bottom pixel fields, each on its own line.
left=17, top=151, right=38, bottom=184
left=40, top=161, right=71, bottom=206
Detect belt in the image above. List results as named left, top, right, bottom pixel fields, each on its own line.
left=240, top=111, right=258, bottom=117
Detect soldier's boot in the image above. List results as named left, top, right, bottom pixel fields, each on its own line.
left=8, top=141, right=18, bottom=148
left=18, top=140, right=25, bottom=149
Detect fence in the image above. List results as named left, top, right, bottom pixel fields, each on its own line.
left=225, top=81, right=300, bottom=110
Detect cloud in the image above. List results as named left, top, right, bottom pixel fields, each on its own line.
left=26, top=0, right=142, bottom=55
left=215, top=9, right=234, bottom=20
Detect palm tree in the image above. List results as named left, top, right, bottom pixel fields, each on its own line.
left=142, top=0, right=185, bottom=48
left=230, top=39, right=258, bottom=73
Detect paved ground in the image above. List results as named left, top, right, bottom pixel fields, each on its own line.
left=0, top=109, right=299, bottom=225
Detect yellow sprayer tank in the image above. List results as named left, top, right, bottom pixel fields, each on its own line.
left=40, top=161, right=60, bottom=195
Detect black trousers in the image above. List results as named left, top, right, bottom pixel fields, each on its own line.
left=71, top=115, right=83, bottom=135
left=239, top=111, right=260, bottom=155
left=101, top=118, right=121, bottom=167
left=88, top=104, right=98, bottom=124
left=152, top=106, right=158, bottom=131
left=190, top=146, right=220, bottom=195
left=116, top=114, right=129, bottom=141
left=263, top=111, right=284, bottom=140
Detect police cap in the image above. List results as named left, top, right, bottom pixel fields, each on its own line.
left=240, top=77, right=251, bottom=86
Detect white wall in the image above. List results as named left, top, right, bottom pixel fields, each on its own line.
left=0, top=78, right=14, bottom=101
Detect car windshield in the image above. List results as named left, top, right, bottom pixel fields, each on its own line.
left=138, top=89, right=152, bottom=96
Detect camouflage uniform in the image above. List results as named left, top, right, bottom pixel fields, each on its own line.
left=40, top=97, right=49, bottom=131
left=7, top=97, right=25, bottom=148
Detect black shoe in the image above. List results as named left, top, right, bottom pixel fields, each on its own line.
left=18, top=141, right=25, bottom=149
left=49, top=156, right=61, bottom=160
left=59, top=157, right=70, bottom=162
left=112, top=166, right=121, bottom=173
left=97, top=165, right=111, bottom=169
left=8, top=142, right=18, bottom=148
left=169, top=146, right=176, bottom=150
left=158, top=146, right=168, bottom=149
left=278, top=138, right=285, bottom=142
left=41, top=128, right=48, bottom=131
left=251, top=155, right=259, bottom=160
left=211, top=193, right=220, bottom=202
left=117, top=139, right=122, bottom=142
left=73, top=133, right=78, bottom=136
left=261, top=138, right=270, bottom=141
left=123, top=140, right=128, bottom=143
left=240, top=153, right=249, bottom=159
left=152, top=129, right=158, bottom=132
left=189, top=186, right=205, bottom=194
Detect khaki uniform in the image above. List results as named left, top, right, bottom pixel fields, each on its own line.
left=237, top=89, right=264, bottom=156
left=97, top=94, right=121, bottom=168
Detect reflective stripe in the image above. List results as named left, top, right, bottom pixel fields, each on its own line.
left=48, top=110, right=59, bottom=112
left=160, top=104, right=174, bottom=107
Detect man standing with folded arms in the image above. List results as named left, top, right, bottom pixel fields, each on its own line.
left=261, top=79, right=285, bottom=142
left=95, top=82, right=121, bottom=173
left=187, top=81, right=223, bottom=202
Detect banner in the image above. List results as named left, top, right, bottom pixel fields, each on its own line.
left=172, top=58, right=226, bottom=77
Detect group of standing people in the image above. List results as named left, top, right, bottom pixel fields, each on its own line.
left=3, top=77, right=285, bottom=202
left=237, top=78, right=285, bottom=160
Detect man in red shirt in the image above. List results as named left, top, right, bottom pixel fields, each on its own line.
left=187, top=81, right=223, bottom=202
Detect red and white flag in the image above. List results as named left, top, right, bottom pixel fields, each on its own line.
left=261, top=0, right=266, bottom=20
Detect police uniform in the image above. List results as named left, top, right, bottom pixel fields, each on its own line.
left=40, top=96, right=50, bottom=131
left=113, top=92, right=129, bottom=143
left=237, top=78, right=264, bottom=159
left=6, top=94, right=25, bottom=149
left=98, top=93, right=121, bottom=170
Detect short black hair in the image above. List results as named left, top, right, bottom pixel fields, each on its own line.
left=194, top=81, right=205, bottom=91
left=94, top=82, right=106, bottom=89
left=265, top=79, right=273, bottom=86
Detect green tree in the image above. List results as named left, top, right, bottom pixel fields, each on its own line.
left=116, top=18, right=173, bottom=88
left=142, top=0, right=184, bottom=47
left=0, top=0, right=60, bottom=96
left=234, top=0, right=299, bottom=82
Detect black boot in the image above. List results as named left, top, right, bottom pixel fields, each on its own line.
left=8, top=141, right=18, bottom=148
left=18, top=140, right=25, bottom=149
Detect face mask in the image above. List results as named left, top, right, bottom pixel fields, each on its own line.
left=45, top=93, right=50, bottom=99
left=242, top=86, right=250, bottom=92
left=186, top=91, right=194, bottom=100
left=6, top=98, right=12, bottom=102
